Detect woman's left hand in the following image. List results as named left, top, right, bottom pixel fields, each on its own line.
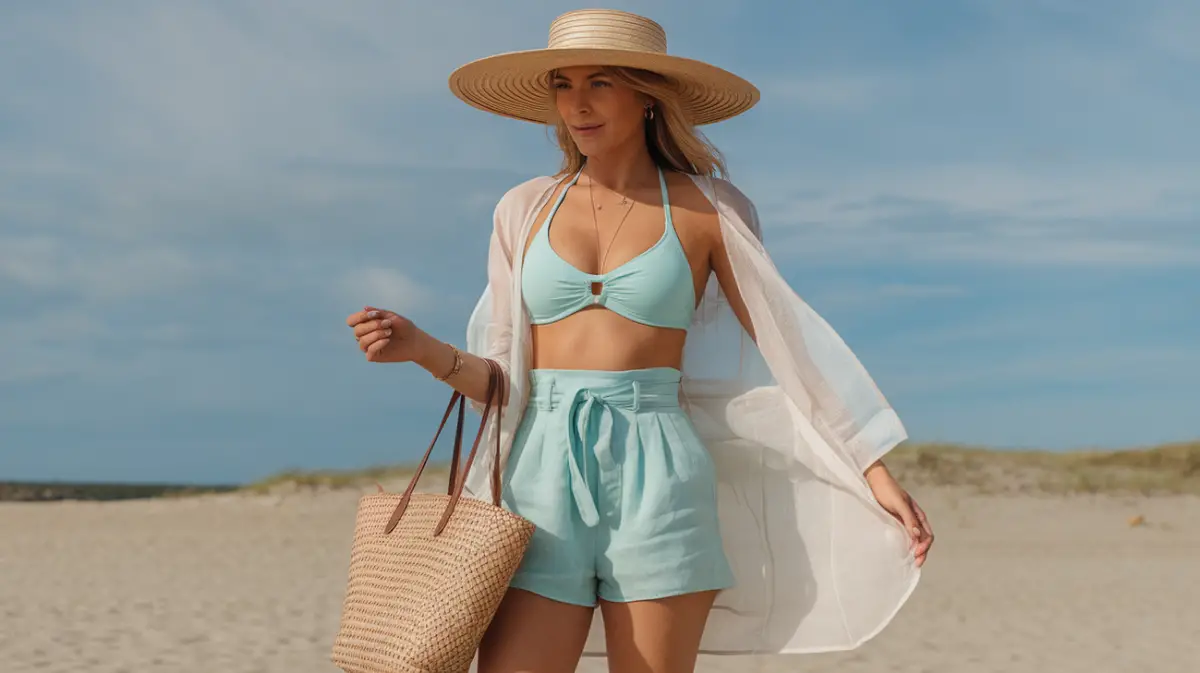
left=865, top=462, right=934, bottom=567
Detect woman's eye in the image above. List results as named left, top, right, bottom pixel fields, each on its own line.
left=592, top=80, right=611, bottom=88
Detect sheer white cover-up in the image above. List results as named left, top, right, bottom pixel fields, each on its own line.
left=462, top=172, right=920, bottom=656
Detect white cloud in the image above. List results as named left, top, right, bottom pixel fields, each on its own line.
left=0, top=236, right=201, bottom=299
left=0, top=1, right=584, bottom=263
left=334, top=267, right=434, bottom=315
left=749, top=162, right=1200, bottom=267
left=0, top=1, right=565, bottom=178
left=720, top=1, right=1200, bottom=270
left=806, top=282, right=970, bottom=314
left=0, top=308, right=193, bottom=384
left=888, top=346, right=1200, bottom=396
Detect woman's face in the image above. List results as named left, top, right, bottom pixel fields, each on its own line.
left=552, top=66, right=649, bottom=158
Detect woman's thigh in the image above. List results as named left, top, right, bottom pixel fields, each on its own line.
left=599, top=590, right=719, bottom=673
left=478, top=588, right=595, bottom=673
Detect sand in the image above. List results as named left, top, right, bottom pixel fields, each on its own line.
left=2, top=486, right=1197, bottom=672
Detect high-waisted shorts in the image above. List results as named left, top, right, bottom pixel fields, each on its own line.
left=500, top=367, right=735, bottom=607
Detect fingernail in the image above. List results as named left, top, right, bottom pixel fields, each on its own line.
left=367, top=311, right=378, bottom=318
left=384, top=329, right=392, bottom=336
left=381, top=319, right=391, bottom=328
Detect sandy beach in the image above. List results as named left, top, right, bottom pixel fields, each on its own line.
left=2, top=483, right=1197, bottom=673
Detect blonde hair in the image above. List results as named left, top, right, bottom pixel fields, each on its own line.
left=548, top=66, right=728, bottom=179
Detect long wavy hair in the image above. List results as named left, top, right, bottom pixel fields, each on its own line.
left=547, top=66, right=728, bottom=179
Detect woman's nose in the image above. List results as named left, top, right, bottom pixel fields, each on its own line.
left=571, top=94, right=591, bottom=115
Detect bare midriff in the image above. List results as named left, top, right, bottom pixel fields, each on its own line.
left=529, top=311, right=689, bottom=371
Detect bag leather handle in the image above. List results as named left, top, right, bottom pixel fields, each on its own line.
left=434, top=359, right=505, bottom=536
left=383, top=392, right=462, bottom=534
left=383, top=358, right=505, bottom=536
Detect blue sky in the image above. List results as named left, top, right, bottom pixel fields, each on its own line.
left=2, top=0, right=1197, bottom=484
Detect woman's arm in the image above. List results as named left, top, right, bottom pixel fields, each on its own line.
left=348, top=306, right=506, bottom=406
left=411, top=332, right=506, bottom=406
left=349, top=205, right=517, bottom=408
left=707, top=217, right=756, bottom=343
left=704, top=192, right=901, bottom=480
left=703, top=184, right=931, bottom=560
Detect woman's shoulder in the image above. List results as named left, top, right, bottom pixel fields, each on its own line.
left=486, top=174, right=558, bottom=240
left=669, top=171, right=755, bottom=208
left=708, top=174, right=756, bottom=210
left=676, top=172, right=761, bottom=238
left=494, top=174, right=562, bottom=217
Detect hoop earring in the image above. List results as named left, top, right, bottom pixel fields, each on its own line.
left=644, top=104, right=655, bottom=120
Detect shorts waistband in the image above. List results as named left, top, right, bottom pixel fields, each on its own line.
left=527, top=368, right=683, bottom=527
left=528, top=367, right=681, bottom=412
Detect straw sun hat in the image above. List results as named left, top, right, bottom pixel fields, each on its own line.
left=448, top=9, right=759, bottom=126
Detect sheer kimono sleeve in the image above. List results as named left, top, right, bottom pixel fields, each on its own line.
left=465, top=204, right=516, bottom=414
left=707, top=178, right=908, bottom=476
left=462, top=176, right=559, bottom=502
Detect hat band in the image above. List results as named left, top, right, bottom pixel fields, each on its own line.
left=546, top=16, right=668, bottom=53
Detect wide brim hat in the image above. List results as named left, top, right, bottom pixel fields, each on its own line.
left=448, top=9, right=760, bottom=126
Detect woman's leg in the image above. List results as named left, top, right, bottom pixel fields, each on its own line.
left=477, top=588, right=595, bottom=673
left=589, top=373, right=730, bottom=672
left=599, top=590, right=719, bottom=673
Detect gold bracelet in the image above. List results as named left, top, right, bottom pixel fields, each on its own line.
left=434, top=343, right=463, bottom=382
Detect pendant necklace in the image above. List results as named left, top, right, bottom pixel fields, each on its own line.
left=587, top=173, right=637, bottom=274
left=595, top=192, right=630, bottom=210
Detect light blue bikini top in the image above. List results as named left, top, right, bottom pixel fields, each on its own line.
left=521, top=166, right=695, bottom=331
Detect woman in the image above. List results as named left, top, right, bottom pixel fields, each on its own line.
left=347, top=9, right=933, bottom=673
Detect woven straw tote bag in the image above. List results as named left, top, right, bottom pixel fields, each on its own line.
left=331, top=359, right=535, bottom=673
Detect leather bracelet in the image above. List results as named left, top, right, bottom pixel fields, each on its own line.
left=434, top=343, right=463, bottom=382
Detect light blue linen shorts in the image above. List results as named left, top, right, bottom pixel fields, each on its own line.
left=500, top=367, right=735, bottom=607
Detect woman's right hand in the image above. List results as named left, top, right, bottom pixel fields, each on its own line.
left=346, top=306, right=425, bottom=364
left=347, top=305, right=503, bottom=406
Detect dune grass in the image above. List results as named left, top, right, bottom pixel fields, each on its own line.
left=8, top=441, right=1196, bottom=502
left=245, top=440, right=1200, bottom=497
left=0, top=481, right=239, bottom=502
left=242, top=462, right=454, bottom=495
left=881, top=440, right=1200, bottom=495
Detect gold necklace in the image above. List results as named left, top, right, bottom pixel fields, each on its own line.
left=587, top=174, right=637, bottom=274
left=594, top=191, right=630, bottom=211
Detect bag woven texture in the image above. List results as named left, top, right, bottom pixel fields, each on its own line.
left=331, top=359, right=534, bottom=673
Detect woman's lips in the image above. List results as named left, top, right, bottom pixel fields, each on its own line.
left=573, top=123, right=604, bottom=136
